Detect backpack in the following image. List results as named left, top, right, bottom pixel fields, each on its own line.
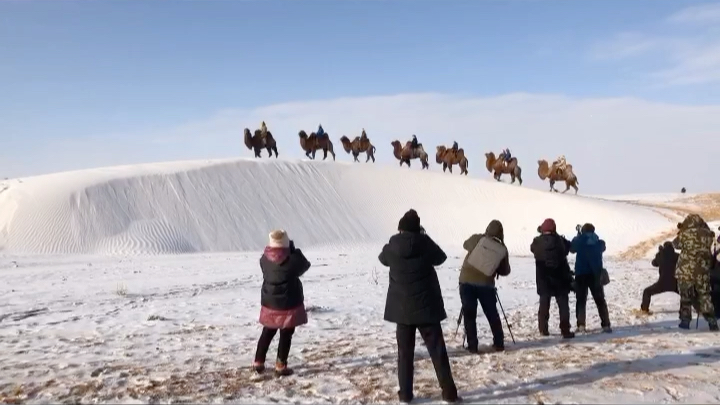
left=466, top=236, right=507, bottom=278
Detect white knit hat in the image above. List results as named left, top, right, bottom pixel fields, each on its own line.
left=268, top=229, right=290, bottom=248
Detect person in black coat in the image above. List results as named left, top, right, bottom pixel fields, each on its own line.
left=253, top=229, right=311, bottom=376
left=379, top=209, right=460, bottom=404
left=530, top=218, right=575, bottom=339
left=640, top=241, right=679, bottom=313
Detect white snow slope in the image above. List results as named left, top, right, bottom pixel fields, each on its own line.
left=2, top=253, right=720, bottom=404
left=0, top=158, right=674, bottom=256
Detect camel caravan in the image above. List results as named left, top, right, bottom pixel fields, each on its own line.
left=244, top=122, right=580, bottom=193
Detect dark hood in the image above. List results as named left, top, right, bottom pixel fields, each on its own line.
left=485, top=220, right=504, bottom=242
left=386, top=232, right=432, bottom=259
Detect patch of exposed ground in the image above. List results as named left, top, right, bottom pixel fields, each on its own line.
left=619, top=193, right=720, bottom=260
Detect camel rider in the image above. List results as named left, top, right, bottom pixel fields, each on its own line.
left=451, top=141, right=459, bottom=153
left=316, top=124, right=326, bottom=139
left=411, top=134, right=419, bottom=149
left=503, top=148, right=512, bottom=162
left=360, top=128, right=367, bottom=141
left=554, top=155, right=567, bottom=175
left=260, top=121, right=268, bottom=138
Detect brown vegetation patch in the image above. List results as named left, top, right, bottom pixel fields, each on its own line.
left=618, top=193, right=720, bottom=260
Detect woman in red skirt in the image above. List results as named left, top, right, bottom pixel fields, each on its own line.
left=253, top=229, right=311, bottom=376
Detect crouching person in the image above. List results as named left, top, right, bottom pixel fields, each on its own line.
left=379, top=209, right=460, bottom=404
left=253, top=230, right=311, bottom=376
left=570, top=223, right=612, bottom=333
left=640, top=242, right=679, bottom=314
left=531, top=219, right=574, bottom=338
left=459, top=219, right=511, bottom=353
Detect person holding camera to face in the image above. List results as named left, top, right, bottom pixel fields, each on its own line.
left=253, top=230, right=311, bottom=376
left=671, top=215, right=719, bottom=330
left=640, top=242, right=679, bottom=314
left=378, top=209, right=460, bottom=404
left=570, top=223, right=612, bottom=333
left=531, top=218, right=575, bottom=338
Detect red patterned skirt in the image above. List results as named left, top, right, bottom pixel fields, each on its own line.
left=259, top=305, right=308, bottom=329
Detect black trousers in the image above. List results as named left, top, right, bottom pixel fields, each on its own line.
left=396, top=323, right=457, bottom=402
left=575, top=273, right=611, bottom=328
left=538, top=293, right=571, bottom=334
left=459, top=283, right=504, bottom=349
left=640, top=280, right=678, bottom=311
left=254, top=327, right=295, bottom=365
left=713, top=282, right=720, bottom=318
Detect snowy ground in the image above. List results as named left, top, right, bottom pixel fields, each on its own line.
left=2, top=250, right=720, bottom=404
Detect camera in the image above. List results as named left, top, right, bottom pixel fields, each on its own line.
left=575, top=224, right=582, bottom=234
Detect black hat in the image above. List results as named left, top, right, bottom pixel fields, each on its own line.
left=398, top=209, right=421, bottom=233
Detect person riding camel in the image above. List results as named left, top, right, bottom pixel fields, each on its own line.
left=411, top=135, right=418, bottom=149
left=360, top=128, right=368, bottom=142
left=260, top=121, right=268, bottom=138
left=553, top=155, right=567, bottom=176
left=451, top=141, right=459, bottom=154
left=316, top=124, right=326, bottom=140
left=502, top=148, right=512, bottom=162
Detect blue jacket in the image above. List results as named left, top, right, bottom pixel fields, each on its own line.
left=570, top=232, right=606, bottom=275
left=317, top=126, right=325, bottom=137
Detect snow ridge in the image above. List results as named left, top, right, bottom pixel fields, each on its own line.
left=0, top=158, right=673, bottom=255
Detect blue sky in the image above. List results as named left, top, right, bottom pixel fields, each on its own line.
left=2, top=0, right=720, bottom=193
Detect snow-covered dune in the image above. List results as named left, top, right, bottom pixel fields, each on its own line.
left=0, top=158, right=673, bottom=256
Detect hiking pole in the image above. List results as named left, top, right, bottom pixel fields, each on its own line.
left=495, top=288, right=516, bottom=344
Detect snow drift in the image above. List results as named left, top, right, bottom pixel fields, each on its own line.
left=0, top=158, right=673, bottom=255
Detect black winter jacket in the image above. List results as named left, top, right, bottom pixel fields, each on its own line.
left=260, top=249, right=311, bottom=310
left=651, top=244, right=678, bottom=286
left=531, top=233, right=573, bottom=296
left=379, top=231, right=448, bottom=325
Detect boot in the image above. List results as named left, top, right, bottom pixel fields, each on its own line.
left=398, top=391, right=413, bottom=403
left=274, top=362, right=294, bottom=377
left=252, top=361, right=265, bottom=374
left=710, top=323, right=719, bottom=332
left=576, top=325, right=586, bottom=333
left=679, top=320, right=691, bottom=330
left=561, top=330, right=575, bottom=339
left=602, top=326, right=613, bottom=333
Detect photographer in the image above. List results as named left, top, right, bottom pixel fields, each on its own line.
left=570, top=223, right=612, bottom=333
left=710, top=226, right=720, bottom=318
left=640, top=242, right=679, bottom=314
left=254, top=230, right=311, bottom=376
left=378, top=209, right=460, bottom=404
left=530, top=218, right=574, bottom=338
left=671, top=214, right=718, bottom=330
left=459, top=219, right=512, bottom=353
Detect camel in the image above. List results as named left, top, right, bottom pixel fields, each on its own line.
left=435, top=145, right=468, bottom=175
left=298, top=130, right=336, bottom=161
left=441, top=158, right=469, bottom=175
left=339, top=135, right=376, bottom=163
left=391, top=140, right=429, bottom=170
left=485, top=152, right=522, bottom=185
left=537, top=159, right=579, bottom=194
left=243, top=128, right=278, bottom=158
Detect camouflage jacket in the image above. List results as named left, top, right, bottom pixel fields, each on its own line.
left=672, top=214, right=715, bottom=278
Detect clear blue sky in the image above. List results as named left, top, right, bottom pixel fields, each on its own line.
left=2, top=0, right=720, bottom=193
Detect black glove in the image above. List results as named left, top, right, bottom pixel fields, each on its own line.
left=289, top=240, right=296, bottom=253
